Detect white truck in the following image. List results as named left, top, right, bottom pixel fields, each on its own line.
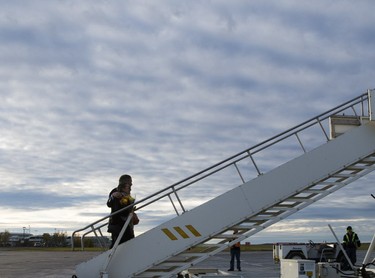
left=273, top=240, right=346, bottom=266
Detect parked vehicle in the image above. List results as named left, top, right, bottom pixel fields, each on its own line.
left=273, top=240, right=346, bottom=265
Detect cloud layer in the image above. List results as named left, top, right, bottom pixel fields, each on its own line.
left=0, top=0, right=374, bottom=243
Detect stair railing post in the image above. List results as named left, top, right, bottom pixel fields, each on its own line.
left=316, top=118, right=330, bottom=141
left=101, top=213, right=134, bottom=276
left=368, top=89, right=375, bottom=121
left=295, top=132, right=306, bottom=153
left=168, top=193, right=180, bottom=216
left=247, top=151, right=261, bottom=176
left=80, top=235, right=84, bottom=251
left=362, top=232, right=375, bottom=266
left=81, top=226, right=97, bottom=250
left=92, top=226, right=104, bottom=249
left=234, top=162, right=245, bottom=183
left=172, top=186, right=186, bottom=213
left=328, top=224, right=357, bottom=272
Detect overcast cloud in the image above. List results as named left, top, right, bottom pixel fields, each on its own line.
left=0, top=0, right=374, bottom=243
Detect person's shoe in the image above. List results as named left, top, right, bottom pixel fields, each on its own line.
left=227, top=268, right=234, bottom=271
left=238, top=268, right=241, bottom=271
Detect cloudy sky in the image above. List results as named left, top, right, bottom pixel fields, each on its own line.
left=1, top=0, right=374, bottom=244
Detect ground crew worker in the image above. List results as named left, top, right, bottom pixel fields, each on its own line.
left=228, top=230, right=241, bottom=271
left=342, top=226, right=361, bottom=267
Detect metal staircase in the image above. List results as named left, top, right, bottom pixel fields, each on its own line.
left=73, top=90, right=375, bottom=278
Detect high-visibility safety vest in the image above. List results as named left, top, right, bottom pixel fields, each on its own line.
left=343, top=232, right=359, bottom=248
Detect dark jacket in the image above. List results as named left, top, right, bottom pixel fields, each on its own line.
left=343, top=232, right=361, bottom=249
left=107, top=188, right=134, bottom=226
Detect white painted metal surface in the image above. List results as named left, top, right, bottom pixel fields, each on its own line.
left=363, top=232, right=375, bottom=266
left=280, top=259, right=316, bottom=278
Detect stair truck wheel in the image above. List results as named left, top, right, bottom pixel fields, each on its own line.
left=285, top=251, right=306, bottom=260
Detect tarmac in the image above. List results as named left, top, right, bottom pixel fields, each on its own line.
left=0, top=249, right=368, bottom=278
left=0, top=249, right=101, bottom=278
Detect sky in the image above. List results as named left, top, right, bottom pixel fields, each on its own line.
left=0, top=0, right=375, bottom=244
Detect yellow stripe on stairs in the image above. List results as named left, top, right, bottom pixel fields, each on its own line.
left=162, top=225, right=202, bottom=240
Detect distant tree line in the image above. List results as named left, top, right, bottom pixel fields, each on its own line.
left=0, top=230, right=101, bottom=248
left=0, top=230, right=74, bottom=247
left=0, top=230, right=10, bottom=246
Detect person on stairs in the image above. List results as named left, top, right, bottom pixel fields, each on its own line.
left=107, top=174, right=139, bottom=249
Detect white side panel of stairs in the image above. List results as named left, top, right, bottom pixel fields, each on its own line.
left=76, top=122, right=375, bottom=278
left=241, top=122, right=375, bottom=212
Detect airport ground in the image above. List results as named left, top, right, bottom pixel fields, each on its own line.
left=0, top=248, right=369, bottom=278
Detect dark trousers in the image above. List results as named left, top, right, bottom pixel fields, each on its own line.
left=108, top=225, right=134, bottom=249
left=345, top=247, right=357, bottom=265
left=230, top=248, right=241, bottom=270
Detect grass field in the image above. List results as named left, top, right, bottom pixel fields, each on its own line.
left=2, top=242, right=370, bottom=252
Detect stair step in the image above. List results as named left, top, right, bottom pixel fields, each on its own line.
left=302, top=189, right=325, bottom=193
left=346, top=165, right=366, bottom=170
left=315, top=181, right=341, bottom=185
left=361, top=156, right=375, bottom=163
left=270, top=206, right=295, bottom=211
left=230, top=225, right=253, bottom=230
left=286, top=196, right=313, bottom=200
left=212, top=234, right=237, bottom=239
left=331, top=173, right=355, bottom=178
left=258, top=210, right=284, bottom=215
left=247, top=216, right=272, bottom=221
left=179, top=252, right=209, bottom=257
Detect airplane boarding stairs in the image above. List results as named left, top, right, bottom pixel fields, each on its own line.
left=73, top=90, right=375, bottom=278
